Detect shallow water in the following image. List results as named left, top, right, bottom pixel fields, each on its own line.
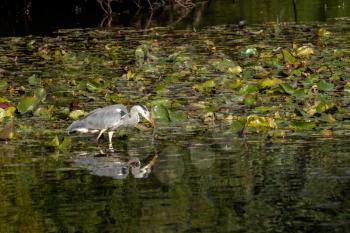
left=1, top=130, right=350, bottom=232
left=1, top=22, right=350, bottom=232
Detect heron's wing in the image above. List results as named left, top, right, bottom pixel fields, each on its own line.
left=68, top=105, right=128, bottom=132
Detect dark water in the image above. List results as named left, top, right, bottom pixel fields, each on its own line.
left=2, top=0, right=350, bottom=36
left=1, top=128, right=350, bottom=232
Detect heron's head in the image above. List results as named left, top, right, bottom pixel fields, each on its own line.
left=133, top=105, right=155, bottom=127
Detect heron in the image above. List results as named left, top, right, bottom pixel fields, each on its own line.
left=67, top=104, right=155, bottom=150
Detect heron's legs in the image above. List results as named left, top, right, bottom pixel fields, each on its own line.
left=108, top=131, right=114, bottom=151
left=96, top=129, right=107, bottom=143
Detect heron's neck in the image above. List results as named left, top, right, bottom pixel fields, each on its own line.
left=129, top=108, right=140, bottom=126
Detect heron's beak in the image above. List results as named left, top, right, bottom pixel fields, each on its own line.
left=148, top=117, right=156, bottom=128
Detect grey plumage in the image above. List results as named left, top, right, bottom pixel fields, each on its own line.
left=67, top=104, right=128, bottom=134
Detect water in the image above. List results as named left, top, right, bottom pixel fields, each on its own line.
left=2, top=0, right=350, bottom=36
left=1, top=131, right=350, bottom=232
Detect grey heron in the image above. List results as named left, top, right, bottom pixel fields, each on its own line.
left=67, top=104, right=155, bottom=149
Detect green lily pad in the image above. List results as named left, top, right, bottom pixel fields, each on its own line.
left=295, top=45, right=314, bottom=57
left=289, top=120, right=316, bottom=131
left=244, top=94, right=257, bottom=106
left=344, top=82, right=350, bottom=93
left=169, top=110, right=187, bottom=122
left=246, top=115, right=277, bottom=129
left=192, top=80, right=216, bottom=92
left=0, top=80, right=7, bottom=90
left=28, top=74, right=40, bottom=85
left=17, top=96, right=41, bottom=114
left=135, top=45, right=146, bottom=66
left=282, top=49, right=296, bottom=63
left=239, top=84, right=258, bottom=95
left=280, top=83, right=295, bottom=95
left=49, top=135, right=60, bottom=147
left=151, top=105, right=170, bottom=122
left=34, top=87, right=47, bottom=100
left=58, top=136, right=72, bottom=151
left=258, top=78, right=282, bottom=89
left=229, top=79, right=242, bottom=89
left=69, top=110, right=87, bottom=120
left=240, top=47, right=258, bottom=57
left=317, top=80, right=334, bottom=92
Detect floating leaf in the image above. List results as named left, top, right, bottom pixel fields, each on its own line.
left=17, top=96, right=40, bottom=114
left=344, top=82, right=350, bottom=93
left=0, top=80, right=7, bottom=90
left=34, top=87, right=47, bottom=100
left=69, top=110, right=87, bottom=120
left=49, top=135, right=60, bottom=147
left=229, top=79, right=242, bottom=89
left=58, top=136, right=72, bottom=151
left=318, top=28, right=331, bottom=37
left=231, top=120, right=245, bottom=133
left=0, top=119, right=15, bottom=140
left=280, top=83, right=295, bottom=95
left=258, top=78, right=282, bottom=89
left=151, top=105, right=170, bottom=122
left=317, top=80, right=334, bottom=92
left=192, top=80, right=216, bottom=92
left=282, top=49, right=296, bottom=63
left=295, top=45, right=314, bottom=57
left=240, top=47, right=258, bottom=57
left=244, top=94, right=257, bottom=106
left=208, top=58, right=239, bottom=73
left=227, top=66, right=242, bottom=74
left=135, top=45, right=146, bottom=66
left=28, top=74, right=40, bottom=85
left=0, top=108, right=5, bottom=122
left=289, top=120, right=316, bottom=131
left=169, top=110, right=187, bottom=122
left=239, top=84, right=258, bottom=94
left=246, top=115, right=277, bottom=130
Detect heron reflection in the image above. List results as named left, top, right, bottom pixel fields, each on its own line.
left=72, top=152, right=158, bottom=179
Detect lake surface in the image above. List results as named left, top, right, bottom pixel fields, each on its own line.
left=1, top=3, right=350, bottom=232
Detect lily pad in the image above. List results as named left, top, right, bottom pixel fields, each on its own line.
left=289, top=120, right=316, bottom=131
left=317, top=80, right=334, bottom=92
left=69, top=110, right=87, bottom=120
left=239, top=84, right=258, bottom=94
left=258, top=78, right=282, bottom=89
left=193, top=80, right=216, bottom=92
left=17, top=96, right=41, bottom=114
left=151, top=104, right=170, bottom=122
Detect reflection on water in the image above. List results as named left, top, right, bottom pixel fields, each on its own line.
left=72, top=152, right=158, bottom=179
left=1, top=127, right=350, bottom=232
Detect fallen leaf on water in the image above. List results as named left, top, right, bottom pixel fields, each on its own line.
left=0, top=118, right=15, bottom=140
